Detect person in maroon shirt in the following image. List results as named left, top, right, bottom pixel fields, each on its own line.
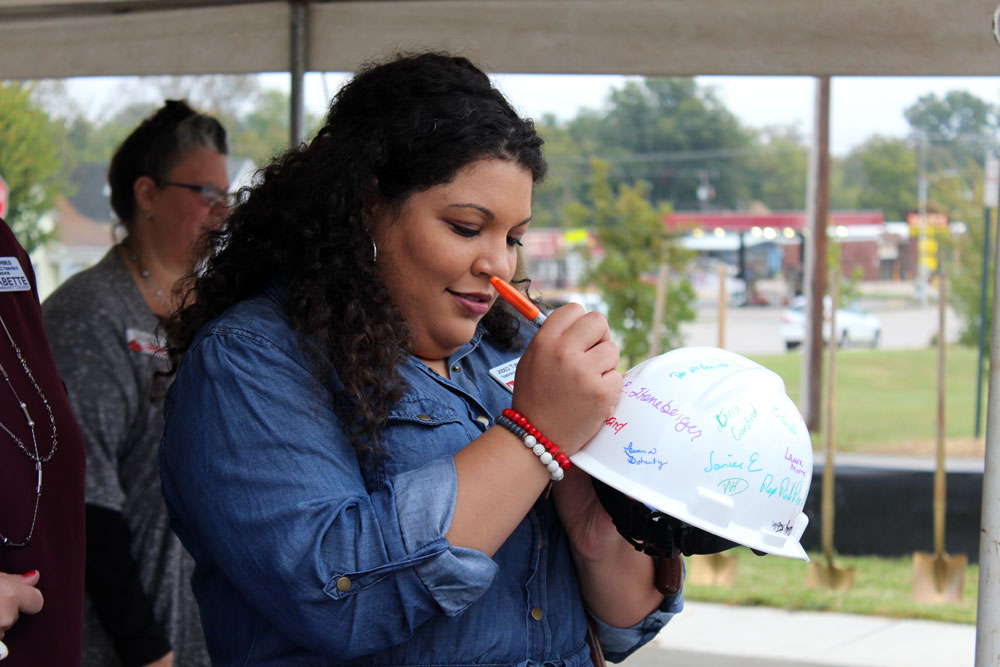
left=0, top=218, right=86, bottom=665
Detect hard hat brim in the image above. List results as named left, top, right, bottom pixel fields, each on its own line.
left=573, top=448, right=811, bottom=562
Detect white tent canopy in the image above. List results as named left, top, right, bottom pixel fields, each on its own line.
left=1, top=0, right=999, bottom=80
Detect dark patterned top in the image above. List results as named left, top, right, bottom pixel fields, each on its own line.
left=42, top=247, right=209, bottom=667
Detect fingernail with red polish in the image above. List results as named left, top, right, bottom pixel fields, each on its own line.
left=20, top=570, right=38, bottom=580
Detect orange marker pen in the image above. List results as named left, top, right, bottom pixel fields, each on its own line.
left=490, top=275, right=547, bottom=327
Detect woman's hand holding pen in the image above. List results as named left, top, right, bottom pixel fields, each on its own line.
left=448, top=299, right=621, bottom=556
left=511, top=302, right=622, bottom=456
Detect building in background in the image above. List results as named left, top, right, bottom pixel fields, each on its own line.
left=521, top=210, right=954, bottom=307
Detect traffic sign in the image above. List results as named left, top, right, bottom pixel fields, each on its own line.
left=0, top=173, right=7, bottom=219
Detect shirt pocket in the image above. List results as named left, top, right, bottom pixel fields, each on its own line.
left=379, top=397, right=476, bottom=475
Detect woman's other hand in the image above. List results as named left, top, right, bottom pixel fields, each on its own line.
left=0, top=570, right=43, bottom=640
left=512, top=302, right=622, bottom=455
left=550, top=467, right=624, bottom=562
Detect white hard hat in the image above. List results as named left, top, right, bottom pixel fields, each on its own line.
left=572, top=346, right=813, bottom=560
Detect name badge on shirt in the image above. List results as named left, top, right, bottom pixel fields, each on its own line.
left=0, top=257, right=31, bottom=292
left=488, top=357, right=519, bottom=393
left=125, top=328, right=167, bottom=357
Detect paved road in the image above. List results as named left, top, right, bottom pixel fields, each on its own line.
left=680, top=303, right=961, bottom=356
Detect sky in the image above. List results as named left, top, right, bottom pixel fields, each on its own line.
left=63, top=72, right=1000, bottom=157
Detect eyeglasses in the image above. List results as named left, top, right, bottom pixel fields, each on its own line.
left=162, top=181, right=232, bottom=208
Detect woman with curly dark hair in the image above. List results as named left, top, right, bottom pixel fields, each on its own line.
left=159, top=52, right=682, bottom=666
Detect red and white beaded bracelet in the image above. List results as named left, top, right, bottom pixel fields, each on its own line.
left=496, top=408, right=571, bottom=481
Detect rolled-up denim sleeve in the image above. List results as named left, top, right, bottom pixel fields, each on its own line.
left=159, top=326, right=497, bottom=661
left=393, top=461, right=499, bottom=614
left=592, top=589, right=684, bottom=663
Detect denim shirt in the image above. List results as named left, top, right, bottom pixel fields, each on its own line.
left=159, top=284, right=682, bottom=666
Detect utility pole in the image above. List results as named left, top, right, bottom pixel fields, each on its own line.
left=976, top=154, right=997, bottom=438
left=916, top=128, right=930, bottom=307
left=696, top=170, right=715, bottom=212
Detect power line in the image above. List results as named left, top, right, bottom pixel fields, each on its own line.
left=547, top=143, right=805, bottom=167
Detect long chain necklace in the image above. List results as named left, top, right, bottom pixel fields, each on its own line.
left=0, top=314, right=58, bottom=549
left=122, top=238, right=170, bottom=313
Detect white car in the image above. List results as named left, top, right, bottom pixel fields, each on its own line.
left=780, top=295, right=881, bottom=351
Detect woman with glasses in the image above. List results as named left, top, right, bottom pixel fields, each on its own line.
left=42, top=100, right=226, bottom=667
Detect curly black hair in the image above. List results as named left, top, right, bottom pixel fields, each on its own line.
left=164, top=52, right=546, bottom=464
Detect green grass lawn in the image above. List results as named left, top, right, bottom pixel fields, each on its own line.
left=683, top=548, right=979, bottom=625
left=749, top=345, right=988, bottom=454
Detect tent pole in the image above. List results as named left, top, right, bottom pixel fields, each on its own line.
left=289, top=0, right=307, bottom=147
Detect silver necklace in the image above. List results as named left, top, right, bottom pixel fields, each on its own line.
left=123, top=238, right=169, bottom=311
left=0, top=314, right=58, bottom=549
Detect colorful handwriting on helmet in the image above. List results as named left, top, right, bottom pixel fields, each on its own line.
left=771, top=519, right=795, bottom=536
left=667, top=361, right=730, bottom=380
left=623, top=442, right=668, bottom=470
left=620, top=381, right=703, bottom=442
left=772, top=406, right=800, bottom=437
left=714, top=404, right=760, bottom=441
left=717, top=477, right=749, bottom=496
left=760, top=474, right=806, bottom=505
left=784, top=447, right=807, bottom=477
left=603, top=416, right=627, bottom=435
left=703, top=450, right=762, bottom=474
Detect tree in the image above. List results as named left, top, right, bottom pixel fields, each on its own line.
left=904, top=91, right=1000, bottom=170
left=229, top=89, right=299, bottom=164
left=901, top=91, right=997, bottom=350
left=62, top=101, right=160, bottom=165
left=744, top=126, right=808, bottom=211
left=533, top=117, right=599, bottom=227
left=567, top=78, right=755, bottom=211
left=567, top=159, right=696, bottom=367
left=0, top=82, right=64, bottom=253
left=838, top=136, right=917, bottom=221
left=47, top=75, right=323, bottom=169
left=935, top=163, right=989, bottom=348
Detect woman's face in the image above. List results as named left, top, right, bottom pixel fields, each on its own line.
left=372, top=158, right=534, bottom=362
left=145, top=147, right=229, bottom=265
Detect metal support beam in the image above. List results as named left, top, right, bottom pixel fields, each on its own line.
left=289, top=0, right=307, bottom=147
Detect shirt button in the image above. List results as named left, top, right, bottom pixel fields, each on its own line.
left=336, top=576, right=352, bottom=592
left=530, top=607, right=543, bottom=621
left=451, top=364, right=462, bottom=373
left=475, top=415, right=490, bottom=427
left=416, top=414, right=432, bottom=421
left=539, top=536, right=546, bottom=549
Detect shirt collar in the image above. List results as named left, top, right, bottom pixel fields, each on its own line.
left=404, top=326, right=485, bottom=381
